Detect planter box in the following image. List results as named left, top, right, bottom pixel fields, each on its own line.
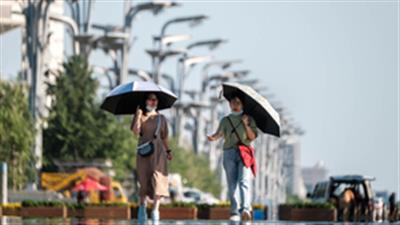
left=209, top=207, right=231, bottom=220
left=290, top=208, right=337, bottom=221
left=198, top=207, right=231, bottom=220
left=279, top=205, right=337, bottom=221
left=160, top=207, right=197, bottom=220
left=1, top=207, right=21, bottom=217
left=67, top=208, right=84, bottom=218
left=82, top=206, right=131, bottom=219
left=278, top=205, right=291, bottom=220
left=21, top=206, right=67, bottom=218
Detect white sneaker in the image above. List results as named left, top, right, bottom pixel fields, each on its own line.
left=241, top=210, right=252, bottom=221
left=151, top=209, right=160, bottom=222
left=229, top=214, right=241, bottom=222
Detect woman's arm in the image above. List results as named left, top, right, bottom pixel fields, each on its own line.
left=207, top=118, right=224, bottom=141
left=131, top=107, right=142, bottom=136
left=160, top=115, right=172, bottom=160
left=207, top=130, right=223, bottom=141
left=162, top=138, right=172, bottom=160
left=242, top=115, right=257, bottom=141
left=162, top=138, right=169, bottom=150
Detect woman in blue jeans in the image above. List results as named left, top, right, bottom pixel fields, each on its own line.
left=207, top=95, right=258, bottom=222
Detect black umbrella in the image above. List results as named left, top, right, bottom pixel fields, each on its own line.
left=100, top=81, right=177, bottom=115
left=222, top=82, right=281, bottom=137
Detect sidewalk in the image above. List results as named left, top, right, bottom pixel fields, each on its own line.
left=0, top=217, right=389, bottom=225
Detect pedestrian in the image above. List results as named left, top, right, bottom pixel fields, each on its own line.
left=389, top=192, right=396, bottom=222
left=207, top=94, right=258, bottom=222
left=77, top=190, right=85, bottom=204
left=131, top=93, right=173, bottom=223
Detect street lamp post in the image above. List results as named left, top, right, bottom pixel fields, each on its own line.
left=21, top=0, right=94, bottom=186
left=200, top=60, right=242, bottom=97
left=120, top=1, right=180, bottom=85
left=152, top=15, right=208, bottom=84
left=146, top=48, right=187, bottom=84
left=186, top=39, right=227, bottom=51
left=92, top=66, right=115, bottom=90
left=22, top=0, right=60, bottom=186
left=173, top=39, right=228, bottom=152
left=175, top=55, right=211, bottom=145
left=128, top=69, right=152, bottom=81
left=149, top=39, right=226, bottom=143
left=158, top=15, right=208, bottom=44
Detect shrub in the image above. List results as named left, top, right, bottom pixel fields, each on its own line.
left=281, top=202, right=335, bottom=209
left=160, top=202, right=196, bottom=208
left=21, top=200, right=64, bottom=207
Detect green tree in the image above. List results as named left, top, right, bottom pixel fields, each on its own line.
left=0, top=80, right=35, bottom=190
left=168, top=139, right=222, bottom=197
left=43, top=56, right=136, bottom=180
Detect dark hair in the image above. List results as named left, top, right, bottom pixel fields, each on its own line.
left=229, top=93, right=244, bottom=104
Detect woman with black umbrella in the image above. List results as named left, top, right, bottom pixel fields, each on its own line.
left=131, top=93, right=172, bottom=223
left=101, top=81, right=177, bottom=223
left=207, top=94, right=258, bottom=222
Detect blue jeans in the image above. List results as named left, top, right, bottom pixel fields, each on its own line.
left=223, top=148, right=252, bottom=215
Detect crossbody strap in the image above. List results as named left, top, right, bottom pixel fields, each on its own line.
left=154, top=115, right=161, bottom=139
left=227, top=116, right=243, bottom=145
left=227, top=117, right=255, bottom=160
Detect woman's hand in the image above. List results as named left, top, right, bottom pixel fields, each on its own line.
left=242, top=114, right=250, bottom=126
left=242, top=115, right=257, bottom=141
left=207, top=131, right=223, bottom=141
left=135, top=105, right=143, bottom=117
left=207, top=135, right=216, bottom=141
left=131, top=106, right=142, bottom=135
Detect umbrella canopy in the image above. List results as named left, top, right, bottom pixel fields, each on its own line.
left=222, top=82, right=280, bottom=137
left=100, top=81, right=177, bottom=115
left=72, top=177, right=108, bottom=192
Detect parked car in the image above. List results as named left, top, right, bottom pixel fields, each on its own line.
left=309, top=175, right=375, bottom=222
left=181, top=187, right=219, bottom=204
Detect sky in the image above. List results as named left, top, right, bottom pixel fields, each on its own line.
left=0, top=0, right=399, bottom=196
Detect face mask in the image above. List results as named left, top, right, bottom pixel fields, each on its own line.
left=146, top=105, right=157, bottom=112
left=230, top=110, right=243, bottom=116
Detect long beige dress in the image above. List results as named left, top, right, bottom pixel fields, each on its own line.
left=136, top=113, right=169, bottom=199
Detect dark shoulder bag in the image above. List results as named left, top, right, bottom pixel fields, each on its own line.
left=137, top=115, right=161, bottom=157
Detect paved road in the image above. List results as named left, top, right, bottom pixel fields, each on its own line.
left=0, top=217, right=396, bottom=225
